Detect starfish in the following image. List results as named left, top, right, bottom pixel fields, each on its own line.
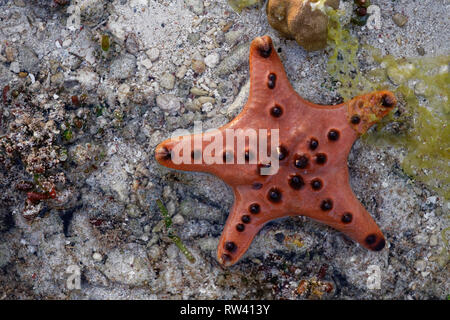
left=155, top=36, right=396, bottom=266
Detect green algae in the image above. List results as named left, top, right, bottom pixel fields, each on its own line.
left=326, top=9, right=450, bottom=200
left=156, top=199, right=196, bottom=263
left=227, top=0, right=261, bottom=13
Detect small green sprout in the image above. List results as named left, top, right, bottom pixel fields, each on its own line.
left=228, top=0, right=260, bottom=13
left=101, top=35, right=110, bottom=52
left=156, top=199, right=195, bottom=263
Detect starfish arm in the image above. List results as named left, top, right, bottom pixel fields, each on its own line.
left=217, top=190, right=277, bottom=266
left=300, top=170, right=386, bottom=251
left=246, top=36, right=299, bottom=110
left=344, top=90, right=397, bottom=135
left=155, top=129, right=265, bottom=185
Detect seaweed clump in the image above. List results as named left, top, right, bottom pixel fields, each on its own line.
left=228, top=0, right=262, bottom=13
left=326, top=9, right=450, bottom=200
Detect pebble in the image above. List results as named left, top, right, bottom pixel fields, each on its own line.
left=185, top=0, right=204, bottom=15
left=126, top=204, right=141, bottom=218
left=76, top=68, right=100, bottom=91
left=429, top=234, right=438, bottom=246
left=14, top=0, right=25, bottom=7
left=50, top=72, right=64, bottom=86
left=417, top=46, right=426, bottom=56
left=17, top=47, right=40, bottom=74
left=190, top=87, right=209, bottom=96
left=201, top=102, right=214, bottom=113
left=414, top=260, right=426, bottom=272
left=156, top=94, right=181, bottom=113
left=196, top=96, right=215, bottom=105
left=92, top=252, right=103, bottom=261
left=216, top=42, right=249, bottom=76
left=62, top=39, right=72, bottom=47
left=9, top=61, right=20, bottom=73
left=191, top=58, right=206, bottom=74
left=414, top=81, right=427, bottom=96
left=160, top=72, right=176, bottom=90
left=5, top=46, right=16, bottom=62
left=205, top=52, right=220, bottom=68
left=392, top=13, right=408, bottom=27
left=176, top=65, right=187, bottom=79
left=172, top=214, right=185, bottom=225
left=225, top=30, right=243, bottom=46
left=109, top=54, right=137, bottom=80
left=141, top=58, right=153, bottom=69
left=146, top=48, right=160, bottom=62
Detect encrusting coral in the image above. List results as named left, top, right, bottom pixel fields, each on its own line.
left=155, top=36, right=396, bottom=266
left=266, top=0, right=340, bottom=51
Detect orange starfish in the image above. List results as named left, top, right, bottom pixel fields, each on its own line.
left=155, top=36, right=396, bottom=266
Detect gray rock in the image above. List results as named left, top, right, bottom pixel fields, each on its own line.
left=146, top=48, right=160, bottom=62
left=17, top=47, right=39, bottom=74
left=205, top=52, right=220, bottom=68
left=156, top=94, right=181, bottom=113
left=109, top=54, right=136, bottom=80
left=160, top=72, right=176, bottom=90
left=393, top=13, right=408, bottom=27
left=185, top=0, right=204, bottom=15
left=215, top=42, right=249, bottom=76
left=103, top=247, right=154, bottom=286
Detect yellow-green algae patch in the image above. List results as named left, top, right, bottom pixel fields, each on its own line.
left=326, top=9, right=450, bottom=200
left=228, top=0, right=261, bottom=13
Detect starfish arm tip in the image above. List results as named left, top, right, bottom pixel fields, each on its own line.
left=346, top=90, right=397, bottom=134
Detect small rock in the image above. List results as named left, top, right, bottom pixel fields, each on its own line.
left=216, top=42, right=249, bottom=76
left=62, top=39, right=72, bottom=47
left=92, top=252, right=103, bottom=261
left=201, top=102, right=214, bottom=113
left=103, top=248, right=153, bottom=286
left=204, top=52, right=220, bottom=68
left=172, top=214, right=185, bottom=225
left=191, top=58, right=206, bottom=74
left=176, top=65, right=187, bottom=79
left=417, top=46, right=426, bottom=56
left=190, top=87, right=208, bottom=96
left=156, top=94, right=181, bottom=113
left=51, top=72, right=64, bottom=86
left=17, top=47, right=40, bottom=74
left=126, top=204, right=141, bottom=218
left=110, top=54, right=136, bottom=80
left=414, top=81, right=427, bottom=96
left=392, top=13, right=408, bottom=27
left=125, top=35, right=139, bottom=54
left=76, top=68, right=99, bottom=91
left=5, top=46, right=16, bottom=62
left=188, top=32, right=201, bottom=44
left=225, top=30, right=243, bottom=46
left=9, top=62, right=20, bottom=73
left=14, top=0, right=26, bottom=7
left=146, top=48, right=160, bottom=62
left=429, top=234, right=438, bottom=246
left=160, top=72, right=176, bottom=90
left=185, top=0, right=204, bottom=15
left=141, top=58, right=153, bottom=69
left=197, top=96, right=215, bottom=105
left=414, top=260, right=426, bottom=272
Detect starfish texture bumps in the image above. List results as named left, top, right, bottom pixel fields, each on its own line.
left=155, top=36, right=396, bottom=266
